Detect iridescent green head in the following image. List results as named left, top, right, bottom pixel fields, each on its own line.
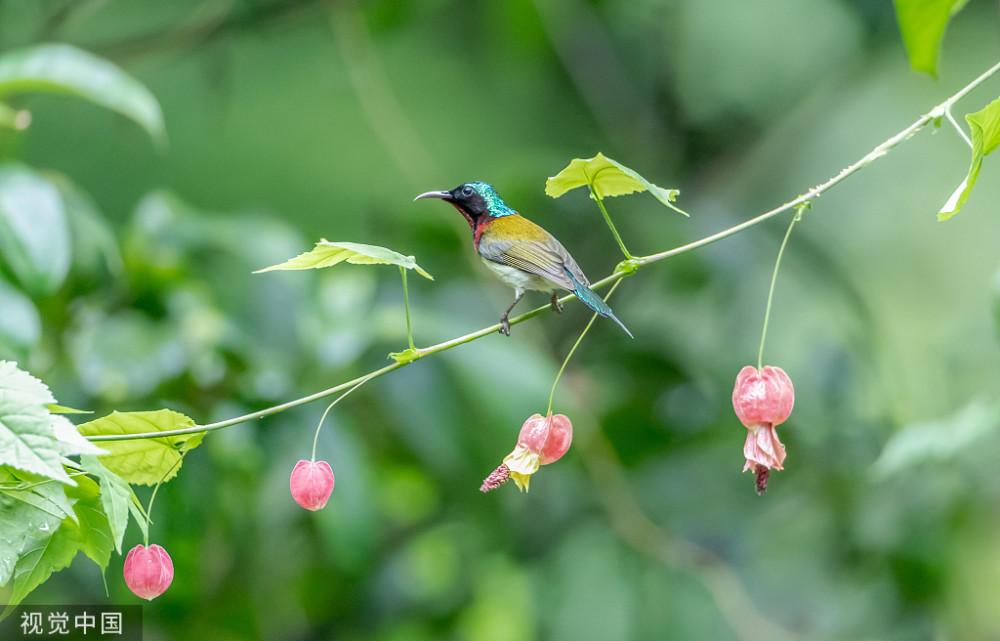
left=413, top=181, right=517, bottom=229
left=461, top=182, right=516, bottom=218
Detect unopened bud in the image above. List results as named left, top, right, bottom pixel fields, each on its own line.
left=124, top=544, right=173, bottom=600
left=732, top=365, right=794, bottom=428
left=289, top=459, right=335, bottom=510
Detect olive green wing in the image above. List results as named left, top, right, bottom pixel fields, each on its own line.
left=478, top=235, right=586, bottom=290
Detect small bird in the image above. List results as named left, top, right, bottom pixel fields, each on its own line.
left=414, top=181, right=632, bottom=338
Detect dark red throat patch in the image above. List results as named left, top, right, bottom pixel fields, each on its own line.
left=448, top=202, right=476, bottom=230
left=448, top=201, right=487, bottom=249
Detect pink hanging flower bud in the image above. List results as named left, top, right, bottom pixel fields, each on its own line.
left=733, top=365, right=794, bottom=428
left=732, top=366, right=794, bottom=494
left=481, top=413, right=573, bottom=493
left=289, top=459, right=335, bottom=510
left=124, top=544, right=173, bottom=600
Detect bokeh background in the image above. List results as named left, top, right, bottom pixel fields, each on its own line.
left=3, top=1, right=1000, bottom=639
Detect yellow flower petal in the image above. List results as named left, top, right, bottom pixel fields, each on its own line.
left=503, top=444, right=540, bottom=477
left=509, top=470, right=531, bottom=492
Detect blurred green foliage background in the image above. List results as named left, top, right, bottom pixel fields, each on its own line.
left=3, top=0, right=1000, bottom=639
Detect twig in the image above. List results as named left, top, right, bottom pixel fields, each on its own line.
left=84, top=58, right=1000, bottom=443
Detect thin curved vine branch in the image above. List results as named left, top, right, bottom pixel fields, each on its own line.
left=634, top=58, right=1000, bottom=267
left=84, top=58, right=1000, bottom=443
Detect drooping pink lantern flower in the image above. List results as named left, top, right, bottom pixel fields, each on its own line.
left=289, top=459, right=335, bottom=510
left=124, top=543, right=174, bottom=600
left=732, top=365, right=794, bottom=494
left=481, top=413, right=573, bottom=492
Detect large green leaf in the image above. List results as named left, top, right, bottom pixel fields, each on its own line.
left=0, top=469, right=69, bottom=587
left=0, top=362, right=72, bottom=484
left=0, top=164, right=71, bottom=295
left=545, top=153, right=687, bottom=216
left=255, top=239, right=434, bottom=279
left=4, top=499, right=90, bottom=609
left=80, top=455, right=134, bottom=554
left=0, top=476, right=104, bottom=605
left=4, top=479, right=96, bottom=615
left=0, top=44, right=166, bottom=145
left=77, top=409, right=202, bottom=485
left=939, top=95, right=1000, bottom=220
left=893, top=0, right=969, bottom=76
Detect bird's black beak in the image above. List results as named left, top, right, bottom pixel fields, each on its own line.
left=413, top=190, right=451, bottom=202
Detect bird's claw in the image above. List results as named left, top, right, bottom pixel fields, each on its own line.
left=499, top=315, right=511, bottom=337
left=550, top=293, right=563, bottom=314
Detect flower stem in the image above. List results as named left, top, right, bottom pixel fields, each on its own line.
left=757, top=207, right=801, bottom=370
left=945, top=106, right=973, bottom=148
left=400, top=266, right=416, bottom=352
left=546, top=279, right=624, bottom=415
left=590, top=184, right=634, bottom=260
left=143, top=454, right=185, bottom=546
left=310, top=372, right=376, bottom=461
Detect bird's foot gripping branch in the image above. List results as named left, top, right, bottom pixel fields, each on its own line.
left=5, top=57, right=1000, bottom=614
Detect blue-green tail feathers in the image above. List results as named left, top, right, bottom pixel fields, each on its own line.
left=564, top=270, right=634, bottom=339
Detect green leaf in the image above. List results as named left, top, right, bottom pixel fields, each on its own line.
left=0, top=466, right=78, bottom=593
left=0, top=164, right=71, bottom=295
left=76, top=409, right=202, bottom=485
left=388, top=347, right=420, bottom=364
left=5, top=505, right=87, bottom=608
left=63, top=475, right=113, bottom=570
left=0, top=44, right=166, bottom=145
left=893, top=0, right=969, bottom=76
left=545, top=152, right=688, bottom=216
left=0, top=467, right=75, bottom=524
left=939, top=95, right=1000, bottom=220
left=0, top=523, right=69, bottom=608
left=79, top=455, right=133, bottom=554
left=52, top=415, right=107, bottom=458
left=0, top=361, right=73, bottom=485
left=254, top=239, right=434, bottom=279
left=47, top=404, right=93, bottom=414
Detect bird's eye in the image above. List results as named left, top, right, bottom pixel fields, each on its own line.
left=461, top=185, right=475, bottom=197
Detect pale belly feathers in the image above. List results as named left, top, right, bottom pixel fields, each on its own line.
left=479, top=257, right=557, bottom=296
